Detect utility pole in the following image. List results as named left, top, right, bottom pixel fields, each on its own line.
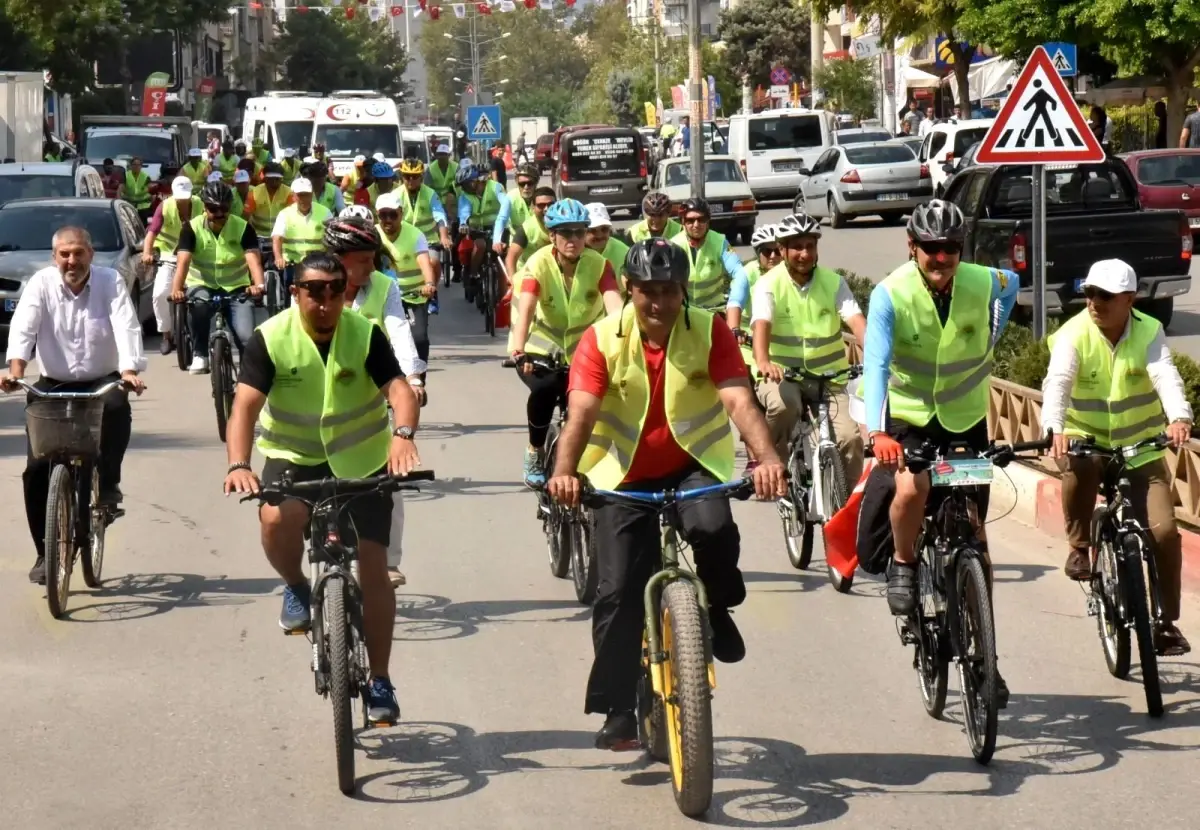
left=809, top=2, right=823, bottom=107
left=687, top=0, right=704, bottom=199
left=471, top=14, right=481, bottom=107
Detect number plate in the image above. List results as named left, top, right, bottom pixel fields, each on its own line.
left=930, top=457, right=993, bottom=487
left=588, top=185, right=619, bottom=195
left=709, top=202, right=728, bottom=214
left=774, top=162, right=803, bottom=172
left=3, top=299, right=16, bottom=313
left=877, top=192, right=907, bottom=201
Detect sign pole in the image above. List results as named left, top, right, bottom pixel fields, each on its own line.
left=1031, top=164, right=1047, bottom=340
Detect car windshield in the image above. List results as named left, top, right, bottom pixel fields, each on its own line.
left=838, top=131, right=892, bottom=145
left=314, top=124, right=402, bottom=158
left=0, top=174, right=75, bottom=206
left=844, top=145, right=916, bottom=164
left=402, top=140, right=429, bottom=162
left=747, top=115, right=823, bottom=151
left=0, top=205, right=121, bottom=252
left=85, top=133, right=175, bottom=165
left=992, top=164, right=1136, bottom=213
left=274, top=120, right=313, bottom=152
left=665, top=160, right=743, bottom=187
left=954, top=128, right=989, bottom=157
left=1136, top=154, right=1200, bottom=185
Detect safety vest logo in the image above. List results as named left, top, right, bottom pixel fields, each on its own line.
left=688, top=370, right=708, bottom=385
left=960, top=324, right=976, bottom=338
left=1126, top=368, right=1146, bottom=379
left=586, top=290, right=598, bottom=302
left=335, top=368, right=357, bottom=384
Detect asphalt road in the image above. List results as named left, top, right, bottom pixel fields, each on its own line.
left=2, top=288, right=1200, bottom=829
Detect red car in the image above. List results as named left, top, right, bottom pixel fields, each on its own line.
left=1120, top=148, right=1200, bottom=237
left=534, top=133, right=553, bottom=172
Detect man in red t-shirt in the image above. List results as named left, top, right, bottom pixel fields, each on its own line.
left=546, top=239, right=786, bottom=750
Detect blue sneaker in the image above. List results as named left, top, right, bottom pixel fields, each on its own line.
left=279, top=582, right=311, bottom=632
left=366, top=676, right=400, bottom=725
left=523, top=447, right=545, bottom=486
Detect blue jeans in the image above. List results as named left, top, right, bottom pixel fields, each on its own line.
left=187, top=285, right=255, bottom=359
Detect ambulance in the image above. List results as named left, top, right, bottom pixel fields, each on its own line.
left=242, top=92, right=322, bottom=156
left=312, top=91, right=403, bottom=178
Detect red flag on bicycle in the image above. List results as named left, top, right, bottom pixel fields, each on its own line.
left=822, top=459, right=874, bottom=579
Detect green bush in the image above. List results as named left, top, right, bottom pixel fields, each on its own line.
left=993, top=318, right=1056, bottom=387
left=1173, top=352, right=1200, bottom=420
left=838, top=268, right=873, bottom=316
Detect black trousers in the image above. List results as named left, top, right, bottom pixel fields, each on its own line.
left=585, top=464, right=745, bottom=715
left=23, top=374, right=131, bottom=559
left=403, top=300, right=430, bottom=383
left=518, top=368, right=566, bottom=449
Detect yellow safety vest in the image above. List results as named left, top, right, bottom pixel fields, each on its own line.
left=316, top=182, right=339, bottom=212
left=756, top=263, right=849, bottom=375
left=248, top=183, right=293, bottom=236
left=366, top=183, right=397, bottom=213
left=739, top=260, right=762, bottom=365
left=507, top=188, right=531, bottom=230
left=465, top=182, right=502, bottom=230
left=155, top=196, right=203, bottom=254
left=215, top=153, right=240, bottom=182
left=355, top=270, right=399, bottom=329
left=279, top=158, right=300, bottom=186
left=342, top=167, right=362, bottom=192
left=254, top=147, right=270, bottom=166
left=517, top=215, right=550, bottom=268
left=579, top=304, right=734, bottom=489
left=278, top=202, right=332, bottom=263
left=600, top=236, right=629, bottom=278
left=232, top=187, right=248, bottom=219
left=399, top=185, right=439, bottom=242
left=256, top=306, right=390, bottom=478
left=182, top=161, right=209, bottom=188
left=881, top=260, right=993, bottom=432
left=508, top=246, right=607, bottom=359
left=629, top=217, right=682, bottom=243
left=1048, top=309, right=1167, bottom=468
left=125, top=170, right=151, bottom=209
left=427, top=159, right=458, bottom=195
left=671, top=229, right=727, bottom=310
left=380, top=223, right=426, bottom=304
left=184, top=215, right=251, bottom=291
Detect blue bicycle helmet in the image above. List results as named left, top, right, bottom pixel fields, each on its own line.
left=455, top=162, right=482, bottom=186
left=544, top=198, right=590, bottom=229
left=371, top=161, right=395, bottom=179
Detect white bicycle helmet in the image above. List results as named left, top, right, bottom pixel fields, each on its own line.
left=750, top=224, right=778, bottom=250
left=775, top=212, right=822, bottom=240
left=339, top=204, right=375, bottom=223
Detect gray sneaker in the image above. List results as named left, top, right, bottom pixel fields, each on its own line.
left=279, top=582, right=312, bottom=632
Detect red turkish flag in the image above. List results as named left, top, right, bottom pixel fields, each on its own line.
left=429, top=4, right=440, bottom=18
left=391, top=5, right=402, bottom=15
left=523, top=0, right=535, bottom=7
left=345, top=5, right=356, bottom=17
left=249, top=1, right=262, bottom=8
left=477, top=2, right=491, bottom=13
left=565, top=0, right=576, bottom=6
left=419, top=0, right=427, bottom=8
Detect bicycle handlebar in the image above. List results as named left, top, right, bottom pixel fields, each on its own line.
left=1068, top=433, right=1170, bottom=459
left=779, top=365, right=863, bottom=383
left=13, top=378, right=127, bottom=398
left=582, top=476, right=755, bottom=509
left=502, top=353, right=569, bottom=373
left=239, top=469, right=436, bottom=506
left=865, top=433, right=1055, bottom=469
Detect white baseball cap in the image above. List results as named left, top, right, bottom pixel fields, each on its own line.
left=233, top=169, right=251, bottom=184
left=372, top=152, right=386, bottom=162
left=1083, top=259, right=1137, bottom=294
left=206, top=171, right=224, bottom=183
left=284, top=148, right=297, bottom=158
left=303, top=155, right=319, bottom=164
left=188, top=148, right=203, bottom=158
left=354, top=154, right=367, bottom=164
left=291, top=177, right=313, bottom=194
left=375, top=192, right=402, bottom=213
left=171, top=177, right=193, bottom=199
left=436, top=143, right=451, bottom=154
left=586, top=202, right=612, bottom=228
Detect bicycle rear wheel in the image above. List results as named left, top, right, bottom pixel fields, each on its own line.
left=81, top=466, right=106, bottom=588
left=211, top=336, right=235, bottom=443
left=571, top=509, right=599, bottom=605
left=661, top=580, right=714, bottom=817
left=265, top=271, right=280, bottom=317
left=956, top=552, right=998, bottom=764
left=1122, top=540, right=1163, bottom=717
left=782, top=451, right=813, bottom=569
left=324, top=575, right=356, bottom=794
left=44, top=464, right=74, bottom=618
left=1092, top=507, right=1130, bottom=678
left=172, top=301, right=191, bottom=371
left=819, top=445, right=852, bottom=592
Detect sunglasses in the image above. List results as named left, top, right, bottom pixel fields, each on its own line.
left=533, top=201, right=555, bottom=210
left=517, top=180, right=535, bottom=188
left=1083, top=286, right=1117, bottom=302
left=377, top=210, right=400, bottom=220
left=759, top=246, right=782, bottom=257
left=555, top=228, right=587, bottom=239
left=295, top=278, right=348, bottom=298
left=402, top=174, right=423, bottom=182
left=205, top=207, right=229, bottom=218
left=917, top=241, right=963, bottom=257
left=683, top=215, right=708, bottom=225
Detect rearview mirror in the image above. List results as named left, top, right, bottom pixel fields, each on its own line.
left=942, top=162, right=955, bottom=174
left=796, top=167, right=812, bottom=177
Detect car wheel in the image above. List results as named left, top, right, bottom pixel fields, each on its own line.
left=828, top=195, right=847, bottom=229
left=792, top=190, right=806, bottom=215
left=879, top=212, right=904, bottom=225
left=1140, top=298, right=1175, bottom=330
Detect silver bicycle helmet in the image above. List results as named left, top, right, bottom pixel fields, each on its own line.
left=338, top=204, right=375, bottom=223
left=775, top=212, right=822, bottom=240
left=750, top=224, right=778, bottom=249
left=907, top=199, right=966, bottom=243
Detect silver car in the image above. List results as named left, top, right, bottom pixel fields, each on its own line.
left=653, top=155, right=759, bottom=245
left=793, top=142, right=934, bottom=228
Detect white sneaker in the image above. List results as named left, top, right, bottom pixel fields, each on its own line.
left=188, top=356, right=210, bottom=375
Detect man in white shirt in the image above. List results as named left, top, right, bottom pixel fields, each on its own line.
left=1042, top=259, right=1192, bottom=655
left=2, top=227, right=147, bottom=584
left=918, top=106, right=935, bottom=137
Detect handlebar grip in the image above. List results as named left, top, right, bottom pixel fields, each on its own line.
left=501, top=358, right=517, bottom=368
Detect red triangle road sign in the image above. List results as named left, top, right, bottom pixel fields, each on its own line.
left=975, top=46, right=1104, bottom=165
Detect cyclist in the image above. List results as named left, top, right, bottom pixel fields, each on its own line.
left=508, top=199, right=622, bottom=485
left=341, top=154, right=368, bottom=193
left=507, top=163, right=539, bottom=231
left=745, top=224, right=783, bottom=285
left=626, top=191, right=681, bottom=243
left=181, top=148, right=210, bottom=189
left=124, top=156, right=153, bottom=222
left=242, top=162, right=295, bottom=239
left=375, top=193, right=438, bottom=384
left=271, top=177, right=333, bottom=296
left=749, top=212, right=865, bottom=482
left=170, top=181, right=266, bottom=374
left=366, top=161, right=398, bottom=213
left=863, top=201, right=1018, bottom=699
left=142, top=176, right=203, bottom=355
left=222, top=251, right=421, bottom=724
left=213, top=139, right=240, bottom=183
left=584, top=203, right=630, bottom=278
left=230, top=168, right=252, bottom=216
left=304, top=160, right=344, bottom=214
left=427, top=143, right=460, bottom=280
left=3, top=226, right=147, bottom=585
left=504, top=186, right=556, bottom=277
left=456, top=161, right=511, bottom=283
left=1042, top=258, right=1192, bottom=654
left=396, top=157, right=453, bottom=286
left=544, top=239, right=786, bottom=749
left=279, top=148, right=300, bottom=186
left=250, top=136, right=271, bottom=167
left=670, top=197, right=749, bottom=325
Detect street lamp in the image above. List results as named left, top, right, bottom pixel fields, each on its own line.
left=494, top=92, right=505, bottom=98
left=452, top=77, right=462, bottom=82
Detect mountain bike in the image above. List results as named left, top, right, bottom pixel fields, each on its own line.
left=582, top=476, right=756, bottom=817
left=242, top=469, right=435, bottom=795
left=1074, top=433, right=1172, bottom=718
left=18, top=378, right=129, bottom=618
left=503, top=353, right=597, bottom=605
left=183, top=290, right=255, bottom=443
left=259, top=240, right=284, bottom=317
left=890, top=435, right=1051, bottom=764
left=480, top=248, right=506, bottom=337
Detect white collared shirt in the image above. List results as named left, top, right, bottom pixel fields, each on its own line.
left=350, top=278, right=426, bottom=376
left=6, top=265, right=147, bottom=380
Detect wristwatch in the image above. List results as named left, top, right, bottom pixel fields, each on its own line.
left=393, top=425, right=415, bottom=440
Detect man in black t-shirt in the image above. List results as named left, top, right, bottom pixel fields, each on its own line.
left=489, top=147, right=508, bottom=189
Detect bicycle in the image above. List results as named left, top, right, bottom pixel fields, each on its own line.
left=181, top=290, right=255, bottom=443
left=1073, top=433, right=1173, bottom=718
left=241, top=469, right=436, bottom=795
left=581, top=476, right=756, bottom=817
left=18, top=378, right=128, bottom=618
left=888, top=435, right=1050, bottom=764
left=503, top=353, right=597, bottom=605
left=149, top=255, right=191, bottom=372
left=259, top=240, right=285, bottom=317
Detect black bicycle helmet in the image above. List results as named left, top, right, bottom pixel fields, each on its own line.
left=515, top=162, right=539, bottom=180
left=642, top=191, right=672, bottom=215
left=199, top=181, right=233, bottom=207
left=262, top=161, right=285, bottom=179
left=624, top=238, right=690, bottom=284
left=679, top=197, right=710, bottom=219
left=907, top=199, right=966, bottom=243
left=323, top=215, right=380, bottom=253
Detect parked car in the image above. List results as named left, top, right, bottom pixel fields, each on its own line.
left=555, top=126, right=648, bottom=216
left=726, top=109, right=838, bottom=201
left=0, top=198, right=155, bottom=337
left=939, top=139, right=984, bottom=189
left=792, top=142, right=932, bottom=228
left=550, top=123, right=607, bottom=166
left=833, top=128, right=893, bottom=145
left=943, top=158, right=1192, bottom=327
left=534, top=132, right=554, bottom=172
left=0, top=161, right=106, bottom=208
left=917, top=118, right=994, bottom=196
left=1120, top=148, right=1200, bottom=238
left=889, top=135, right=924, bottom=158
left=651, top=155, right=758, bottom=244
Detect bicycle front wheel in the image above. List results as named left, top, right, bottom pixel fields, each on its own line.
left=782, top=452, right=813, bottom=569
left=661, top=580, right=714, bottom=817
left=211, top=336, right=235, bottom=443
left=484, top=263, right=496, bottom=336
left=1121, top=540, right=1163, bottom=717
left=571, top=509, right=599, bottom=605
left=819, top=445, right=852, bottom=592
left=323, top=575, right=356, bottom=794
left=44, top=464, right=74, bottom=618
left=956, top=552, right=998, bottom=764
left=1092, top=507, right=1130, bottom=678
left=81, top=466, right=106, bottom=588
left=172, top=301, right=191, bottom=372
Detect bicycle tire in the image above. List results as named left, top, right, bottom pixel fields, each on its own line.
left=956, top=552, right=998, bottom=764
left=173, top=301, right=191, bottom=372
left=45, top=464, right=74, bottom=618
left=916, top=620, right=949, bottom=719
left=81, top=466, right=105, bottom=589
left=324, top=576, right=356, bottom=794
left=1122, top=542, right=1163, bottom=717
left=484, top=260, right=496, bottom=336
left=661, top=580, right=714, bottom=817
left=265, top=271, right=280, bottom=317
left=571, top=510, right=599, bottom=605
left=544, top=428, right=571, bottom=579
left=1092, top=506, right=1130, bottom=678
left=819, top=446, right=852, bottom=592
left=782, top=451, right=813, bottom=569
left=211, top=336, right=233, bottom=443
left=637, top=657, right=669, bottom=761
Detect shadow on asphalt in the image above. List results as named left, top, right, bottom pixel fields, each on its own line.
left=393, top=593, right=589, bottom=640
left=991, top=562, right=1056, bottom=584
left=416, top=421, right=527, bottom=440
left=398, top=477, right=529, bottom=503
left=59, top=571, right=280, bottom=622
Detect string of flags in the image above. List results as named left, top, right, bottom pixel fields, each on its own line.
left=249, top=0, right=575, bottom=20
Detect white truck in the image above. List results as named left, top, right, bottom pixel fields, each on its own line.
left=508, top=116, right=549, bottom=147
left=0, top=71, right=45, bottom=163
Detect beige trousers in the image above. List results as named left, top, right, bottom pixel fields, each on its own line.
left=755, top=378, right=864, bottom=486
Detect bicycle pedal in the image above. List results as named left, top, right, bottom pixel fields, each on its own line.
left=282, top=626, right=310, bottom=636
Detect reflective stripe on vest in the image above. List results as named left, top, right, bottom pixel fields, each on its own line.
left=578, top=304, right=733, bottom=489
left=466, top=183, right=501, bottom=230
left=1048, top=309, right=1167, bottom=468
left=380, top=223, right=426, bottom=303
left=155, top=197, right=203, bottom=253
left=517, top=216, right=550, bottom=267
left=400, top=185, right=439, bottom=241
left=757, top=263, right=849, bottom=374
left=280, top=202, right=332, bottom=262
left=671, top=229, right=727, bottom=310
left=185, top=214, right=251, bottom=290
left=256, top=306, right=390, bottom=477
left=125, top=170, right=151, bottom=208
left=249, top=184, right=292, bottom=235
left=630, top=217, right=682, bottom=243
left=881, top=260, right=993, bottom=432
left=518, top=246, right=608, bottom=360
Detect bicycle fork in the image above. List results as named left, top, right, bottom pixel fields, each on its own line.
left=643, top=525, right=716, bottom=698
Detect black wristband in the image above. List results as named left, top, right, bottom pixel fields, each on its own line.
left=227, top=461, right=252, bottom=474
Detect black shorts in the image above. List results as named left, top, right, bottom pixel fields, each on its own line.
left=260, top=458, right=392, bottom=547
left=886, top=416, right=990, bottom=516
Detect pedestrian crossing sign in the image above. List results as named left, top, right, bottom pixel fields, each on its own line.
left=466, top=105, right=502, bottom=140
left=976, top=46, right=1104, bottom=165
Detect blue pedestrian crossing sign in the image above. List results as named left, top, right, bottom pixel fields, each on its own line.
left=1043, top=42, right=1076, bottom=77
left=467, top=105, right=502, bottom=141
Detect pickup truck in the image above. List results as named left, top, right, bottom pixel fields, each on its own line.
left=943, top=158, right=1192, bottom=328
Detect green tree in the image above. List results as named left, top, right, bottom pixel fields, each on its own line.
left=815, top=58, right=877, bottom=121
left=500, top=87, right=581, bottom=134
left=269, top=6, right=410, bottom=97
left=607, top=70, right=636, bottom=127
left=716, top=0, right=811, bottom=87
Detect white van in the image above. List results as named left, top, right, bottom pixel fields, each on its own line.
left=401, top=127, right=429, bottom=164
left=727, top=109, right=837, bottom=201
left=242, top=92, right=321, bottom=157
left=313, top=91, right=403, bottom=178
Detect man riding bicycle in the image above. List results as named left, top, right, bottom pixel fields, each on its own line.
left=507, top=163, right=540, bottom=231
left=670, top=198, right=749, bottom=327
left=242, top=162, right=294, bottom=242
left=222, top=251, right=423, bottom=724
left=271, top=177, right=333, bottom=298
left=584, top=203, right=630, bottom=278
left=456, top=161, right=511, bottom=282
left=864, top=201, right=1018, bottom=701
left=143, top=176, right=203, bottom=356
left=375, top=194, right=438, bottom=385
left=626, top=191, right=681, bottom=243
left=396, top=157, right=453, bottom=286
left=750, top=213, right=866, bottom=482
left=508, top=199, right=622, bottom=485
left=303, top=160, right=344, bottom=215
left=544, top=239, right=786, bottom=749
left=366, top=162, right=398, bottom=213
left=1043, top=258, right=1192, bottom=655
left=426, top=144, right=460, bottom=280
left=504, top=187, right=556, bottom=277
left=171, top=181, right=266, bottom=374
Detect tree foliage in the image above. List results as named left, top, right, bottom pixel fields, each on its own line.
left=607, top=70, right=636, bottom=127
left=716, top=0, right=811, bottom=86
left=269, top=7, right=411, bottom=97
left=500, top=87, right=581, bottom=135
left=815, top=58, right=877, bottom=122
